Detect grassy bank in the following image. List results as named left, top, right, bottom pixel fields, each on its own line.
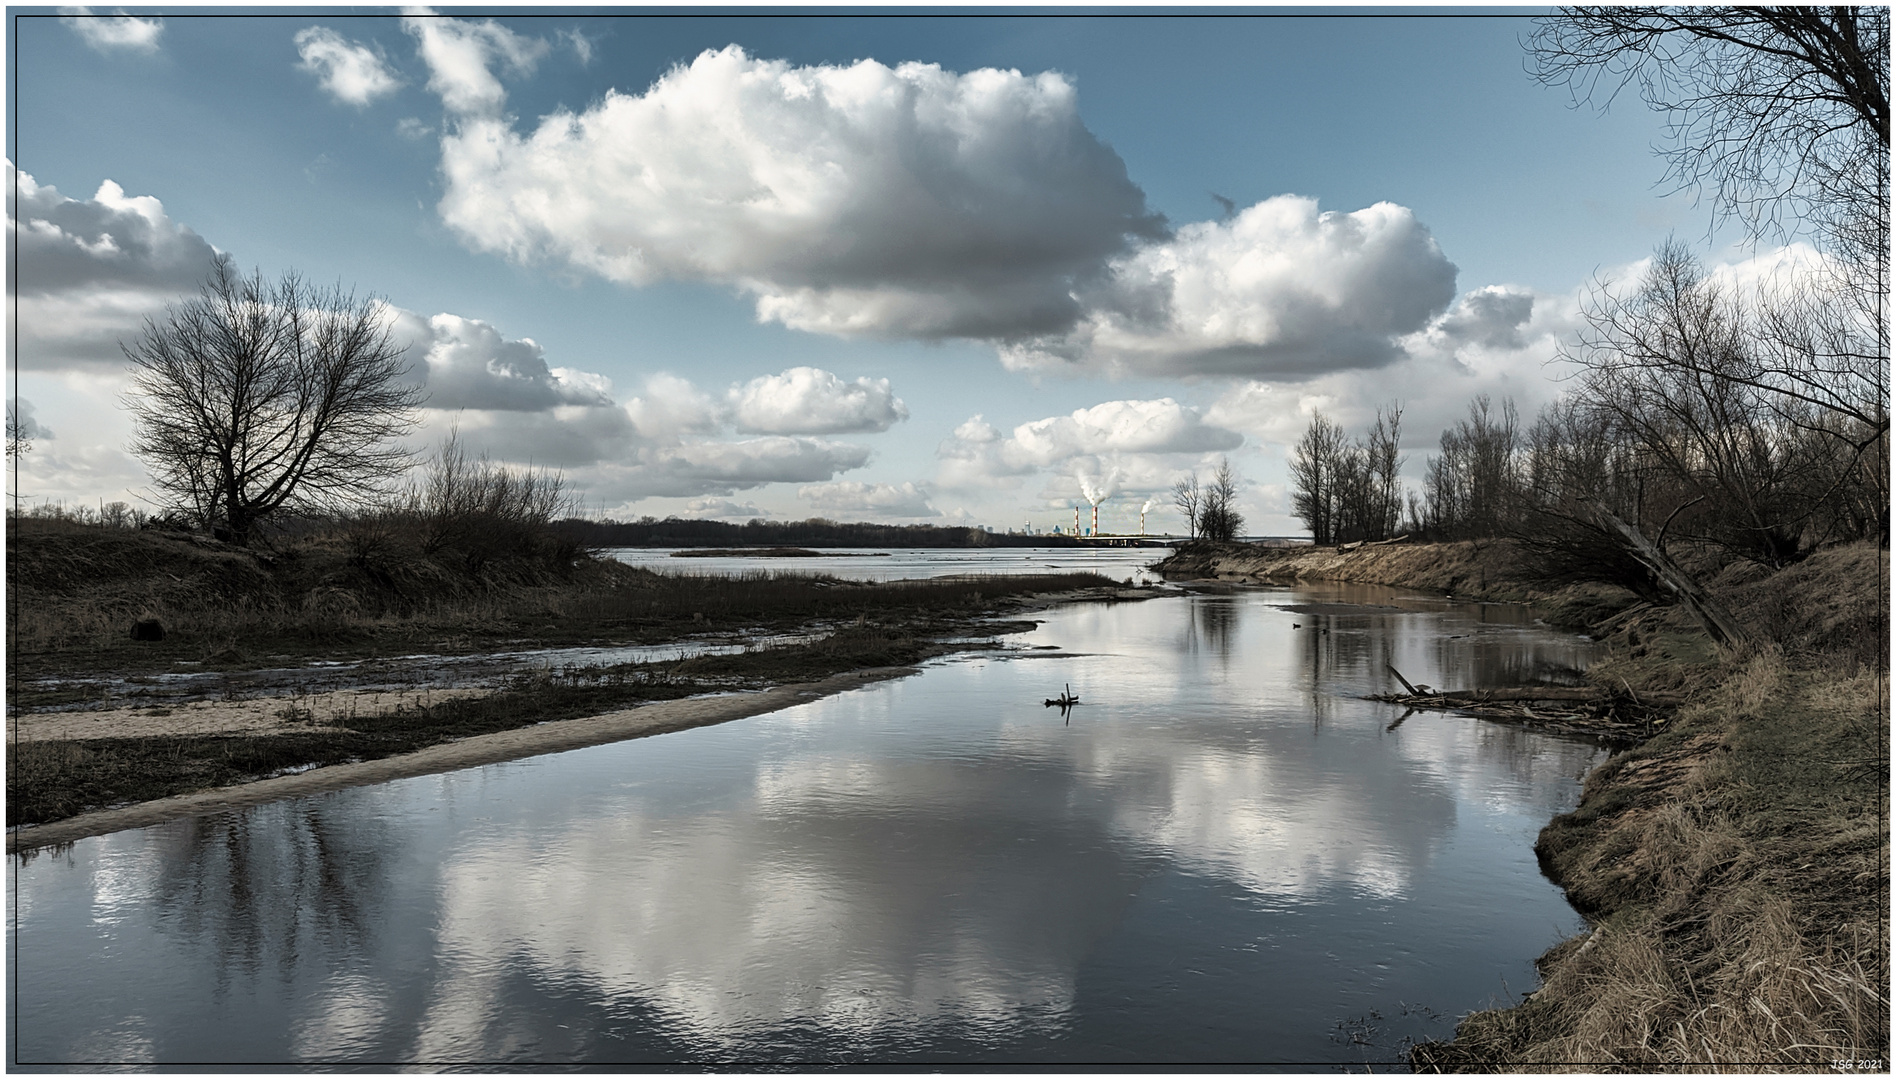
left=1409, top=543, right=1889, bottom=1071
left=1163, top=538, right=1888, bottom=1070
left=6, top=516, right=1112, bottom=680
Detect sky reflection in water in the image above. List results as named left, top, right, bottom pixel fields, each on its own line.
left=9, top=582, right=1605, bottom=1067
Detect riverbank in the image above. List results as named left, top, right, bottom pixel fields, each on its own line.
left=1160, top=538, right=1889, bottom=1069
left=1154, top=538, right=1637, bottom=630
left=7, top=517, right=1154, bottom=847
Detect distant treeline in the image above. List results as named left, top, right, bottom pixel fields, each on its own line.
left=551, top=517, right=1085, bottom=549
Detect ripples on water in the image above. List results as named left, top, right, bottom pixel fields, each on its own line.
left=8, top=571, right=1606, bottom=1067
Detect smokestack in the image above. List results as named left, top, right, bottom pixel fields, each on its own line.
left=1074, top=505, right=1080, bottom=535
left=1092, top=503, right=1099, bottom=536
left=1140, top=498, right=1155, bottom=535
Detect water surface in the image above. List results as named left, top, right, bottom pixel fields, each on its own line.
left=9, top=580, right=1604, bottom=1068
left=606, top=545, right=1169, bottom=582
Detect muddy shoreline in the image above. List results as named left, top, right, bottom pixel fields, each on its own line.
left=6, top=665, right=917, bottom=855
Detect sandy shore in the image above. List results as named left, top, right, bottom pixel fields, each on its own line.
left=6, top=665, right=918, bottom=854
left=11, top=686, right=496, bottom=742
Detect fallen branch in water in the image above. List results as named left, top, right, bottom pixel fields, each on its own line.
left=1367, top=684, right=1676, bottom=740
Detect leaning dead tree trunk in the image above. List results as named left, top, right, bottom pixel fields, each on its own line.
left=1589, top=502, right=1753, bottom=650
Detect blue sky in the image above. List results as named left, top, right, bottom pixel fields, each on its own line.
left=10, top=8, right=1751, bottom=533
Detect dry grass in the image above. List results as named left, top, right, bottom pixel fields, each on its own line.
left=1414, top=544, right=1888, bottom=1072
left=6, top=517, right=1113, bottom=677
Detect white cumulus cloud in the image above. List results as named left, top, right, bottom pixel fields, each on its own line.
left=1004, top=196, right=1459, bottom=378
left=432, top=366, right=890, bottom=506
left=296, top=27, right=404, bottom=107
left=8, top=162, right=221, bottom=372
left=937, top=398, right=1243, bottom=505
left=392, top=311, right=611, bottom=412
left=423, top=40, right=1162, bottom=341
left=798, top=480, right=938, bottom=518
left=1205, top=281, right=1583, bottom=452
left=410, top=32, right=1465, bottom=376
left=60, top=8, right=162, bottom=53
left=729, top=367, right=907, bottom=435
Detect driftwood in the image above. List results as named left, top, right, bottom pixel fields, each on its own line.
left=1376, top=665, right=1676, bottom=740
left=1339, top=534, right=1410, bottom=553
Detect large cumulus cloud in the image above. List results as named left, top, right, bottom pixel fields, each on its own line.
left=1204, top=282, right=1575, bottom=451
left=421, top=37, right=1163, bottom=341
left=406, top=26, right=1464, bottom=377
left=1002, top=197, right=1459, bottom=377
left=8, top=162, right=222, bottom=371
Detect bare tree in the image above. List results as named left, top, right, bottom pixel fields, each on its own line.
left=1199, top=457, right=1245, bottom=542
left=124, top=257, right=423, bottom=545
left=1172, top=473, right=1201, bottom=540
left=1534, top=12, right=1889, bottom=551
left=1366, top=404, right=1405, bottom=541
left=1419, top=395, right=1521, bottom=539
left=1292, top=406, right=1406, bottom=546
left=405, top=426, right=571, bottom=573
left=1289, top=411, right=1345, bottom=544
left=1565, top=242, right=1880, bottom=563
left=1528, top=7, right=1888, bottom=257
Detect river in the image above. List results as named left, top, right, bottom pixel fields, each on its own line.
left=8, top=556, right=1606, bottom=1067
left=604, top=544, right=1171, bottom=582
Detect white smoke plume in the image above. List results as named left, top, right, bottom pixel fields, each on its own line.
left=1077, top=466, right=1121, bottom=506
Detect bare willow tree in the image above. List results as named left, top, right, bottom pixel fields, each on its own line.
left=124, top=256, right=423, bottom=545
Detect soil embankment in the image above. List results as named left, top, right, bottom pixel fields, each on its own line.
left=1162, top=539, right=1888, bottom=1068
left=1155, top=539, right=1635, bottom=630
